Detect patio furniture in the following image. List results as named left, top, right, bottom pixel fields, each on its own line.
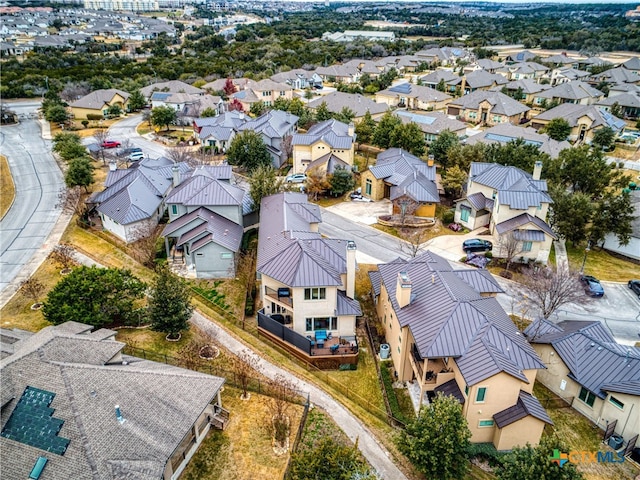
left=315, top=330, right=327, bottom=349
left=306, top=335, right=315, bottom=347
left=330, top=344, right=340, bottom=354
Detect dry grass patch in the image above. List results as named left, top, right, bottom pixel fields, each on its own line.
left=566, top=244, right=639, bottom=282
left=115, top=324, right=211, bottom=357
left=0, top=155, right=15, bottom=219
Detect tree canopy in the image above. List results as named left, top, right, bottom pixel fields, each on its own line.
left=542, top=118, right=571, bottom=141
left=428, top=130, right=459, bottom=170
left=226, top=130, right=272, bottom=172
left=148, top=264, right=193, bottom=337
left=151, top=105, right=177, bottom=131
left=248, top=164, right=286, bottom=210
left=43, top=266, right=146, bottom=327
left=329, top=167, right=356, bottom=197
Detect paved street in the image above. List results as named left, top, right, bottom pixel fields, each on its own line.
left=0, top=101, right=64, bottom=297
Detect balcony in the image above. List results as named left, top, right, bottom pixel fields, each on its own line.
left=410, top=345, right=455, bottom=389
left=265, top=286, right=293, bottom=308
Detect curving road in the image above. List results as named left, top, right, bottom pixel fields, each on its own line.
left=0, top=101, right=64, bottom=299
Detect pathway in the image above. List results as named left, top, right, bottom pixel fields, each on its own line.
left=553, top=239, right=569, bottom=273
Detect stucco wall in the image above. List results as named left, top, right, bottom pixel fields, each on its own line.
left=361, top=170, right=385, bottom=201
left=493, top=415, right=546, bottom=450
left=192, top=242, right=236, bottom=278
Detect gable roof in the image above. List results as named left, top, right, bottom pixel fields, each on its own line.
left=533, top=104, right=626, bottom=132
left=377, top=82, right=451, bottom=102
left=537, top=80, right=602, bottom=101
left=494, top=390, right=553, bottom=428
left=469, top=162, right=552, bottom=207
left=373, top=251, right=544, bottom=386
left=70, top=88, right=130, bottom=109
left=464, top=70, right=508, bottom=89
left=419, top=69, right=461, bottom=86
left=165, top=168, right=243, bottom=207
left=307, top=91, right=388, bottom=117
left=525, top=320, right=640, bottom=398
left=395, top=110, right=467, bottom=135
left=292, top=119, right=354, bottom=150
left=141, top=80, right=203, bottom=98
left=237, top=109, right=298, bottom=140
left=506, top=50, right=537, bottom=63
left=0, top=323, right=224, bottom=480
left=590, top=66, right=640, bottom=84
left=495, top=212, right=557, bottom=240
left=448, top=90, right=529, bottom=117
left=622, top=56, right=640, bottom=71
left=500, top=78, right=551, bottom=95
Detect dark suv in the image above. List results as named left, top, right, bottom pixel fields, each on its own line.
left=580, top=275, right=604, bottom=298
left=462, top=238, right=493, bottom=253
left=628, top=280, right=640, bottom=297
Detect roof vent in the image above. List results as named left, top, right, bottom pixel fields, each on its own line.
left=431, top=273, right=435, bottom=284
left=115, top=405, right=126, bottom=424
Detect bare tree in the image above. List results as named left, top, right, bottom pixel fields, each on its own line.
left=265, top=374, right=298, bottom=448
left=167, top=145, right=198, bottom=167
left=499, top=231, right=523, bottom=272
left=281, top=135, right=293, bottom=161
left=50, top=244, right=77, bottom=272
left=130, top=223, right=161, bottom=268
left=393, top=195, right=419, bottom=226
left=520, top=266, right=589, bottom=320
left=399, top=228, right=429, bottom=258
left=57, top=186, right=88, bottom=218
left=19, top=278, right=45, bottom=307
left=233, top=349, right=260, bottom=399
left=92, top=129, right=110, bottom=165
left=305, top=166, right=330, bottom=201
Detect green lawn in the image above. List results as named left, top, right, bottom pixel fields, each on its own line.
left=565, top=244, right=639, bottom=282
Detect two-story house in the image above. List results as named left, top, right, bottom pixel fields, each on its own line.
left=140, top=80, right=204, bottom=102
left=369, top=251, right=552, bottom=450
left=419, top=69, right=461, bottom=94
left=270, top=69, right=323, bottom=90
left=237, top=109, right=299, bottom=168
left=306, top=92, right=389, bottom=121
left=292, top=119, right=355, bottom=175
left=454, top=162, right=556, bottom=264
left=525, top=319, right=639, bottom=441
left=193, top=111, right=247, bottom=152
left=256, top=193, right=361, bottom=364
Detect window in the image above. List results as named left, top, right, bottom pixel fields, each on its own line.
left=280, top=91, right=286, bottom=96
left=398, top=336, right=401, bottom=344
left=464, top=385, right=469, bottom=396
left=365, top=179, right=372, bottom=195
left=522, top=241, right=533, bottom=252
left=476, top=387, right=487, bottom=403
left=171, top=205, right=177, bottom=215
left=609, top=396, right=624, bottom=410
left=220, top=252, right=233, bottom=259
left=305, top=317, right=337, bottom=331
left=469, top=111, right=477, bottom=119
left=478, top=420, right=494, bottom=427
left=304, top=287, right=326, bottom=300
left=578, top=387, right=595, bottom=407
left=460, top=206, right=470, bottom=222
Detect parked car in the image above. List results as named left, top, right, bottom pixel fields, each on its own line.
left=286, top=173, right=307, bottom=183
left=119, top=146, right=142, bottom=157
left=628, top=279, right=640, bottom=297
left=128, top=151, right=145, bottom=162
left=350, top=191, right=372, bottom=202
left=462, top=238, right=493, bottom=253
left=580, top=275, right=604, bottom=297
left=101, top=140, right=121, bottom=149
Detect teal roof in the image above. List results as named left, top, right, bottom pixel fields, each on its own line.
left=1, top=386, right=70, bottom=455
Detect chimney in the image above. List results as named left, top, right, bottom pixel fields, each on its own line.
left=172, top=164, right=181, bottom=188
left=109, top=160, right=117, bottom=171
left=532, top=160, right=543, bottom=181
left=348, top=121, right=354, bottom=138
left=346, top=240, right=356, bottom=298
left=395, top=271, right=412, bottom=308
left=115, top=405, right=126, bottom=424
left=427, top=154, right=434, bottom=167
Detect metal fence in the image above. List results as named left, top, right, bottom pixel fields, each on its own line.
left=282, top=397, right=311, bottom=480
left=257, top=311, right=311, bottom=355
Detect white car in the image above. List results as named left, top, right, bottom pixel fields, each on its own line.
left=286, top=173, right=307, bottom=183
left=128, top=151, right=145, bottom=162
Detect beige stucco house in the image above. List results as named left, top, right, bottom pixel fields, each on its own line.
left=375, top=83, right=452, bottom=111
left=446, top=90, right=530, bottom=126
left=525, top=320, right=640, bottom=441
left=369, top=251, right=552, bottom=450
left=454, top=162, right=556, bottom=264
left=69, top=88, right=130, bottom=119
left=292, top=119, right=355, bottom=175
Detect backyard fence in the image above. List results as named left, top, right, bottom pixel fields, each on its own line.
left=538, top=395, right=574, bottom=409
left=282, top=396, right=311, bottom=480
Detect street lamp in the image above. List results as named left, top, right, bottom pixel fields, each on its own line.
left=580, top=241, right=591, bottom=274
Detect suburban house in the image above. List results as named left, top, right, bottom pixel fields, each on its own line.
left=237, top=109, right=299, bottom=169
left=446, top=90, right=531, bottom=126
left=202, top=77, right=250, bottom=94
left=360, top=148, right=441, bottom=218
left=454, top=162, right=556, bottom=264
left=622, top=56, right=640, bottom=75
left=270, top=69, right=323, bottom=90
left=395, top=110, right=467, bottom=144
left=577, top=56, right=611, bottom=71
left=530, top=104, right=626, bottom=144
left=505, top=50, right=537, bottom=63
left=369, top=251, right=552, bottom=450
left=497, top=79, right=551, bottom=105
left=534, top=80, right=603, bottom=106
left=88, top=158, right=191, bottom=243
left=543, top=53, right=579, bottom=69
left=162, top=165, right=248, bottom=278
left=69, top=88, right=130, bottom=119
left=0, top=321, right=226, bottom=480
left=543, top=67, right=590, bottom=86
left=150, top=92, right=224, bottom=119
left=419, top=69, right=461, bottom=93
left=525, top=319, right=640, bottom=440
left=256, top=192, right=361, bottom=366
left=235, top=79, right=293, bottom=109
left=322, top=30, right=395, bottom=42
left=597, top=90, right=640, bottom=120
left=315, top=64, right=361, bottom=84
left=140, top=80, right=204, bottom=101
left=292, top=119, right=355, bottom=175
left=496, top=62, right=548, bottom=81
left=193, top=111, right=247, bottom=152
left=602, top=189, right=640, bottom=261
left=589, top=66, right=639, bottom=86
left=465, top=123, right=571, bottom=159
left=415, top=47, right=471, bottom=67
left=463, top=59, right=505, bottom=75
left=307, top=92, right=389, bottom=121
left=461, top=70, right=509, bottom=94
left=375, top=82, right=452, bottom=111
left=343, top=59, right=384, bottom=77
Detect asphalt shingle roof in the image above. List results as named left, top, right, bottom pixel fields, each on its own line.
left=448, top=90, right=529, bottom=117
left=307, top=92, right=388, bottom=117
left=70, top=88, right=129, bottom=109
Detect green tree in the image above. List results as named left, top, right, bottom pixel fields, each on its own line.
left=151, top=105, right=177, bottom=131
left=591, top=127, right=615, bottom=151
left=442, top=164, right=467, bottom=197
left=355, top=110, right=376, bottom=145
left=273, top=97, right=290, bottom=112
left=226, top=130, right=271, bottom=172
left=485, top=138, right=551, bottom=173
left=128, top=89, right=147, bottom=111
left=496, top=435, right=583, bottom=480
left=541, top=118, right=571, bottom=141
left=249, top=164, right=286, bottom=210
left=588, top=191, right=634, bottom=247
left=44, top=104, right=69, bottom=123
left=335, top=106, right=355, bottom=124
left=200, top=107, right=218, bottom=118
left=390, top=122, right=426, bottom=156
left=149, top=264, right=193, bottom=338
left=397, top=392, right=471, bottom=480
left=429, top=130, right=459, bottom=170
left=328, top=167, right=355, bottom=197
left=446, top=143, right=486, bottom=172
left=43, top=266, right=146, bottom=327
left=287, top=98, right=306, bottom=117
left=289, top=437, right=376, bottom=480
left=373, top=111, right=402, bottom=149
left=65, top=158, right=94, bottom=191
left=107, top=104, right=122, bottom=117
left=436, top=79, right=446, bottom=92
left=548, top=186, right=594, bottom=246
left=250, top=101, right=266, bottom=116
left=315, top=101, right=332, bottom=122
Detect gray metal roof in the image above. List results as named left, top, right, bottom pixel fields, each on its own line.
left=493, top=391, right=553, bottom=428
left=237, top=109, right=298, bottom=140
left=292, top=119, right=354, bottom=149
left=166, top=172, right=244, bottom=207
left=448, top=90, right=529, bottom=117
left=163, top=207, right=243, bottom=253
left=375, top=251, right=544, bottom=386
left=434, top=379, right=464, bottom=404
left=395, top=110, right=467, bottom=135
left=0, top=323, right=224, bottom=480
left=336, top=290, right=362, bottom=316
left=526, top=320, right=640, bottom=398
left=469, top=162, right=552, bottom=207
left=495, top=213, right=557, bottom=239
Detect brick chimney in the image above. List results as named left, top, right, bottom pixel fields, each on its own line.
left=346, top=240, right=356, bottom=298
left=172, top=164, right=181, bottom=188
left=395, top=271, right=412, bottom=308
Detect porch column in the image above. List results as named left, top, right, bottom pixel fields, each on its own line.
left=420, top=358, right=428, bottom=405
left=217, top=389, right=223, bottom=410
left=164, top=237, right=171, bottom=259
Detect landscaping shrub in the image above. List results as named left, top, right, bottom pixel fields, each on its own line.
left=380, top=362, right=407, bottom=423
left=484, top=251, right=493, bottom=259
left=441, top=209, right=455, bottom=224
left=467, top=442, right=505, bottom=467
left=87, top=113, right=103, bottom=121
left=500, top=270, right=513, bottom=279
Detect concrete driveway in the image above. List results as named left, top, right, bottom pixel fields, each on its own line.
left=421, top=229, right=495, bottom=262
left=325, top=198, right=392, bottom=225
